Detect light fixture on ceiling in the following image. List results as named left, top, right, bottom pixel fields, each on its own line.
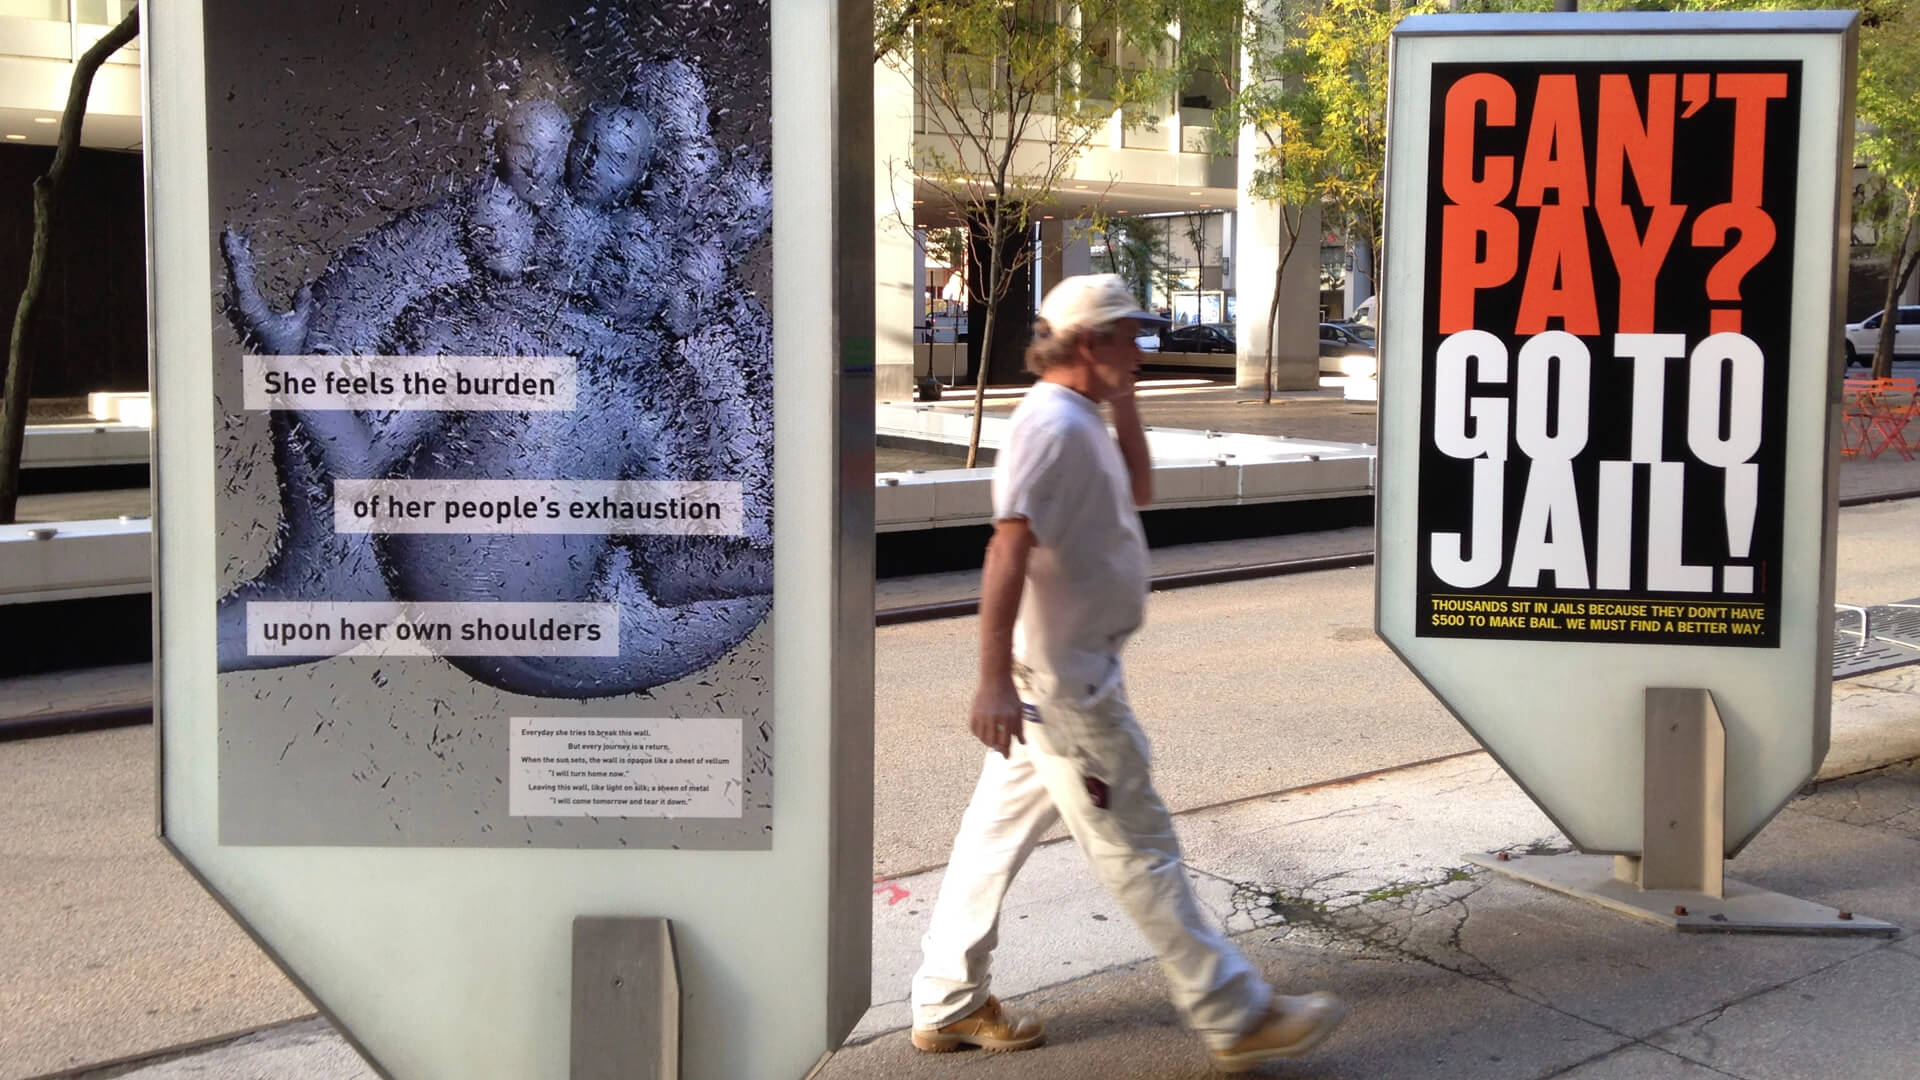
left=1115, top=209, right=1128, bottom=214
left=4, top=134, right=25, bottom=141
left=32, top=117, right=55, bottom=125
left=1189, top=190, right=1204, bottom=196
left=1073, top=184, right=1088, bottom=189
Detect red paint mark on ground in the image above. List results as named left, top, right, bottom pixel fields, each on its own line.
left=874, top=881, right=910, bottom=906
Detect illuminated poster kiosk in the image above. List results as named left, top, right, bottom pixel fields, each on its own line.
left=148, top=1, right=875, bottom=1076
left=1377, top=11, right=1892, bottom=933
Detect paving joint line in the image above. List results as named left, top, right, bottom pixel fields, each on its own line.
left=29, top=1014, right=323, bottom=1080
left=873, top=749, right=1491, bottom=883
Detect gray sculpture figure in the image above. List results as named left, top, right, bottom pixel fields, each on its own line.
left=218, top=60, right=773, bottom=699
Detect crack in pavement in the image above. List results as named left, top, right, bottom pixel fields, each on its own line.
left=1539, top=938, right=1915, bottom=1080
left=1272, top=804, right=1377, bottom=830
left=1225, top=860, right=1511, bottom=988
left=1207, top=834, right=1866, bottom=1079
left=1538, top=1042, right=1756, bottom=1080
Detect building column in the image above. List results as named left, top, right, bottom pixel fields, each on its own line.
left=1037, top=218, right=1093, bottom=300
left=1062, top=219, right=1092, bottom=279
left=1234, top=14, right=1320, bottom=394
left=1040, top=219, right=1064, bottom=305
left=966, top=213, right=1034, bottom=386
left=1235, top=194, right=1321, bottom=394
left=1345, top=237, right=1374, bottom=321
left=1221, top=211, right=1236, bottom=293
left=874, top=56, right=919, bottom=401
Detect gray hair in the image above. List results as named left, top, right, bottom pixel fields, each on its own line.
left=1024, top=317, right=1116, bottom=376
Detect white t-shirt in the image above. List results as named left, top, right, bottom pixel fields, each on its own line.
left=992, top=381, right=1150, bottom=706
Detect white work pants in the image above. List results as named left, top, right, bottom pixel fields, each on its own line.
left=910, top=686, right=1271, bottom=1050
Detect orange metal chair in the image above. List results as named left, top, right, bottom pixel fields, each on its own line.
left=1841, top=377, right=1883, bottom=458
left=1871, top=377, right=1917, bottom=460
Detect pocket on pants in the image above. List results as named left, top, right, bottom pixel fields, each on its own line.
left=1023, top=692, right=1148, bottom=799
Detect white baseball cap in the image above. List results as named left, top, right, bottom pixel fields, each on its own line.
left=1037, top=273, right=1169, bottom=335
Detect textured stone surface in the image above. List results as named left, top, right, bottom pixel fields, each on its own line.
left=1794, top=758, right=1920, bottom=841
left=0, top=728, right=312, bottom=1080
left=1646, top=946, right=1920, bottom=1080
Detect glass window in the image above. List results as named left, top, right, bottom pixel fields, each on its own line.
left=75, top=0, right=136, bottom=24
left=1900, top=308, right=1920, bottom=326
left=0, top=1, right=65, bottom=19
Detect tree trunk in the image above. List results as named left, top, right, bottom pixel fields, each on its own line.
left=1264, top=206, right=1302, bottom=406
left=1871, top=212, right=1917, bottom=381
left=1259, top=208, right=1290, bottom=405
left=967, top=303, right=999, bottom=469
left=966, top=214, right=1010, bottom=469
left=0, top=7, right=140, bottom=524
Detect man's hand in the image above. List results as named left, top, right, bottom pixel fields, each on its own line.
left=1108, top=388, right=1153, bottom=508
left=974, top=517, right=1036, bottom=755
left=970, top=673, right=1025, bottom=756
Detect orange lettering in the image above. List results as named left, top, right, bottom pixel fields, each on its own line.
left=1516, top=75, right=1589, bottom=208
left=1438, top=204, right=1520, bottom=333
left=1596, top=204, right=1686, bottom=332
left=1442, top=73, right=1517, bottom=206
left=1596, top=74, right=1675, bottom=206
left=1716, top=73, right=1787, bottom=204
left=1515, top=205, right=1599, bottom=335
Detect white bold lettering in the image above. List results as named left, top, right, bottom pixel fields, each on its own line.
left=1514, top=331, right=1589, bottom=462
left=1433, top=330, right=1510, bottom=462
left=1431, top=458, right=1506, bottom=587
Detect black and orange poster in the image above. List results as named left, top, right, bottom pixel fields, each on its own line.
left=1415, top=62, right=1801, bottom=647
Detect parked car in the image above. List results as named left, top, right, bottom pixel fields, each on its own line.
left=1844, top=305, right=1920, bottom=366
left=1319, top=321, right=1375, bottom=358
left=1319, top=322, right=1377, bottom=379
left=1160, top=322, right=1236, bottom=354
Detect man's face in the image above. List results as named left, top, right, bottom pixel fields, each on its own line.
left=1081, top=320, right=1142, bottom=402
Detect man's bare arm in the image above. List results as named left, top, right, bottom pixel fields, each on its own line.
left=972, top=517, right=1036, bottom=755
left=1109, top=391, right=1153, bottom=508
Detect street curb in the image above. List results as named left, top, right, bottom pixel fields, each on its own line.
left=0, top=703, right=150, bottom=743
left=877, top=550, right=1376, bottom=625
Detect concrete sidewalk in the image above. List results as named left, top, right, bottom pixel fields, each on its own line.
left=91, top=663, right=1920, bottom=1080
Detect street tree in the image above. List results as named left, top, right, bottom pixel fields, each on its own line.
left=1094, top=215, right=1172, bottom=306
left=1296, top=0, right=1441, bottom=338
left=876, top=0, right=1187, bottom=466
left=0, top=7, right=139, bottom=524
left=1634, top=0, right=1918, bottom=376
left=1195, top=0, right=1439, bottom=401
left=1179, top=208, right=1213, bottom=299
left=1190, top=0, right=1339, bottom=402
left=1852, top=0, right=1920, bottom=378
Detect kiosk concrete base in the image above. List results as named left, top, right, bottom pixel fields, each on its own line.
left=1466, top=851, right=1898, bottom=936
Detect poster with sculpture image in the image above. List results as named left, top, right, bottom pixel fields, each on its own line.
left=206, top=0, right=773, bottom=847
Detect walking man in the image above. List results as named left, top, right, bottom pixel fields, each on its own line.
left=909, top=274, right=1348, bottom=1072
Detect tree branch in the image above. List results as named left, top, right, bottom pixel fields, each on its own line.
left=0, top=6, right=140, bottom=523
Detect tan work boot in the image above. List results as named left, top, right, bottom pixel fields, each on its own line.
left=1211, top=992, right=1348, bottom=1073
left=910, top=995, right=1046, bottom=1053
